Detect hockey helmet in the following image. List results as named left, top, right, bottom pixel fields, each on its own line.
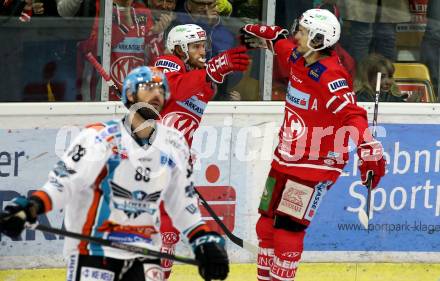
left=166, top=24, right=207, bottom=62
left=292, top=8, right=340, bottom=52
left=122, top=66, right=170, bottom=105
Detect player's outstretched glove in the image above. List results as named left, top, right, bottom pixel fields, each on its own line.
left=357, top=140, right=386, bottom=189
left=0, top=196, right=40, bottom=238
left=190, top=231, right=229, bottom=281
left=206, top=46, right=250, bottom=84
left=240, top=24, right=289, bottom=51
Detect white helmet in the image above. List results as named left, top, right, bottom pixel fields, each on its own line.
left=166, top=24, right=207, bottom=62
left=294, top=8, right=340, bottom=52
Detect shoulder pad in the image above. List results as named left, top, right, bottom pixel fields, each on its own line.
left=87, top=120, right=121, bottom=143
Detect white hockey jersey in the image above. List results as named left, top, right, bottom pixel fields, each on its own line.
left=37, top=118, right=204, bottom=259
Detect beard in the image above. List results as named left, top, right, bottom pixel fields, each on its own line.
left=127, top=97, right=162, bottom=121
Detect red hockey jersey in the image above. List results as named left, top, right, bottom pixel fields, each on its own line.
left=153, top=55, right=215, bottom=146
left=271, top=39, right=371, bottom=183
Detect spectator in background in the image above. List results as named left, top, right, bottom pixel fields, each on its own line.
left=420, top=0, right=440, bottom=100
left=171, top=0, right=242, bottom=100
left=216, top=0, right=232, bottom=17
left=56, top=0, right=97, bottom=17
left=144, top=0, right=177, bottom=65
left=355, top=53, right=420, bottom=102
left=231, top=0, right=261, bottom=20
left=76, top=0, right=154, bottom=101
left=338, top=0, right=411, bottom=63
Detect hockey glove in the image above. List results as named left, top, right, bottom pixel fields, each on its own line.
left=206, top=46, right=250, bottom=84
left=190, top=231, right=229, bottom=280
left=357, top=140, right=386, bottom=189
left=240, top=24, right=289, bottom=51
left=0, top=196, right=41, bottom=238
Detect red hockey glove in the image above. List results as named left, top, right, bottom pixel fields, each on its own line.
left=240, top=24, right=289, bottom=51
left=206, top=46, right=250, bottom=84
left=357, top=140, right=386, bottom=189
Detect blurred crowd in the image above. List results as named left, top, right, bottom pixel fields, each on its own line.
left=0, top=0, right=438, bottom=102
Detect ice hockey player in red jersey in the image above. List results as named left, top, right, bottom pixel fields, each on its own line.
left=240, top=9, right=386, bottom=281
left=153, top=23, right=250, bottom=146
left=0, top=66, right=229, bottom=281
left=152, top=23, right=250, bottom=280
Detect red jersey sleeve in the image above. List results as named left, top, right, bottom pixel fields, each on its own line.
left=319, top=61, right=372, bottom=145
left=274, top=38, right=296, bottom=72
left=153, top=55, right=213, bottom=101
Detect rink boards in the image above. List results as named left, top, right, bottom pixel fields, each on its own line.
left=0, top=102, right=439, bottom=269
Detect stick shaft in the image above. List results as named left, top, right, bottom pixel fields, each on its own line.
left=194, top=188, right=258, bottom=254
left=24, top=224, right=198, bottom=265
left=85, top=52, right=122, bottom=98
left=366, top=72, right=382, bottom=220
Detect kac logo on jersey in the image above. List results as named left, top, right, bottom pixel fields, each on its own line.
left=281, top=107, right=306, bottom=142
left=111, top=56, right=144, bottom=86
left=163, top=111, right=200, bottom=142
left=154, top=59, right=181, bottom=72
left=328, top=78, right=348, bottom=93
left=286, top=85, right=310, bottom=110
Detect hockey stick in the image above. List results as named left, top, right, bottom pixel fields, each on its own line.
left=358, top=72, right=381, bottom=230
left=0, top=214, right=197, bottom=266
left=194, top=188, right=258, bottom=255
left=85, top=52, right=122, bottom=98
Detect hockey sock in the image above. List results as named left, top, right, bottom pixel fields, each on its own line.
left=256, top=215, right=274, bottom=281
left=270, top=228, right=305, bottom=281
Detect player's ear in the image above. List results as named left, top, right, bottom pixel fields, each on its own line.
left=126, top=90, right=135, bottom=103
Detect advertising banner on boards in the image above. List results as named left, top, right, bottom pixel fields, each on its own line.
left=0, top=115, right=439, bottom=266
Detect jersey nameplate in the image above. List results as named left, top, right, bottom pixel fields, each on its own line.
left=328, top=78, right=349, bottom=93
left=155, top=59, right=181, bottom=72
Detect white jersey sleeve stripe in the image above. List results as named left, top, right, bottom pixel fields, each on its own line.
left=326, top=96, right=338, bottom=108
left=332, top=100, right=349, bottom=114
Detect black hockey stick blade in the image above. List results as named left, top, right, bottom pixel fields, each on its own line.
left=194, top=189, right=258, bottom=255
left=4, top=222, right=197, bottom=265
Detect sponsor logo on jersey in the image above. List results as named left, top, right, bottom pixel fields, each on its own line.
left=107, top=232, right=152, bottom=243
left=277, top=180, right=314, bottom=220
left=154, top=59, right=181, bottom=72
left=281, top=107, right=306, bottom=142
left=286, top=85, right=310, bottom=109
left=304, top=181, right=331, bottom=221
left=111, top=56, right=144, bottom=86
left=308, top=62, right=327, bottom=81
left=80, top=267, right=114, bottom=281
left=328, top=78, right=349, bottom=93
left=177, top=96, right=206, bottom=115
left=289, top=47, right=302, bottom=63
left=113, top=37, right=145, bottom=53
left=160, top=152, right=175, bottom=168
left=110, top=181, right=161, bottom=218
left=290, top=73, right=303, bottom=83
